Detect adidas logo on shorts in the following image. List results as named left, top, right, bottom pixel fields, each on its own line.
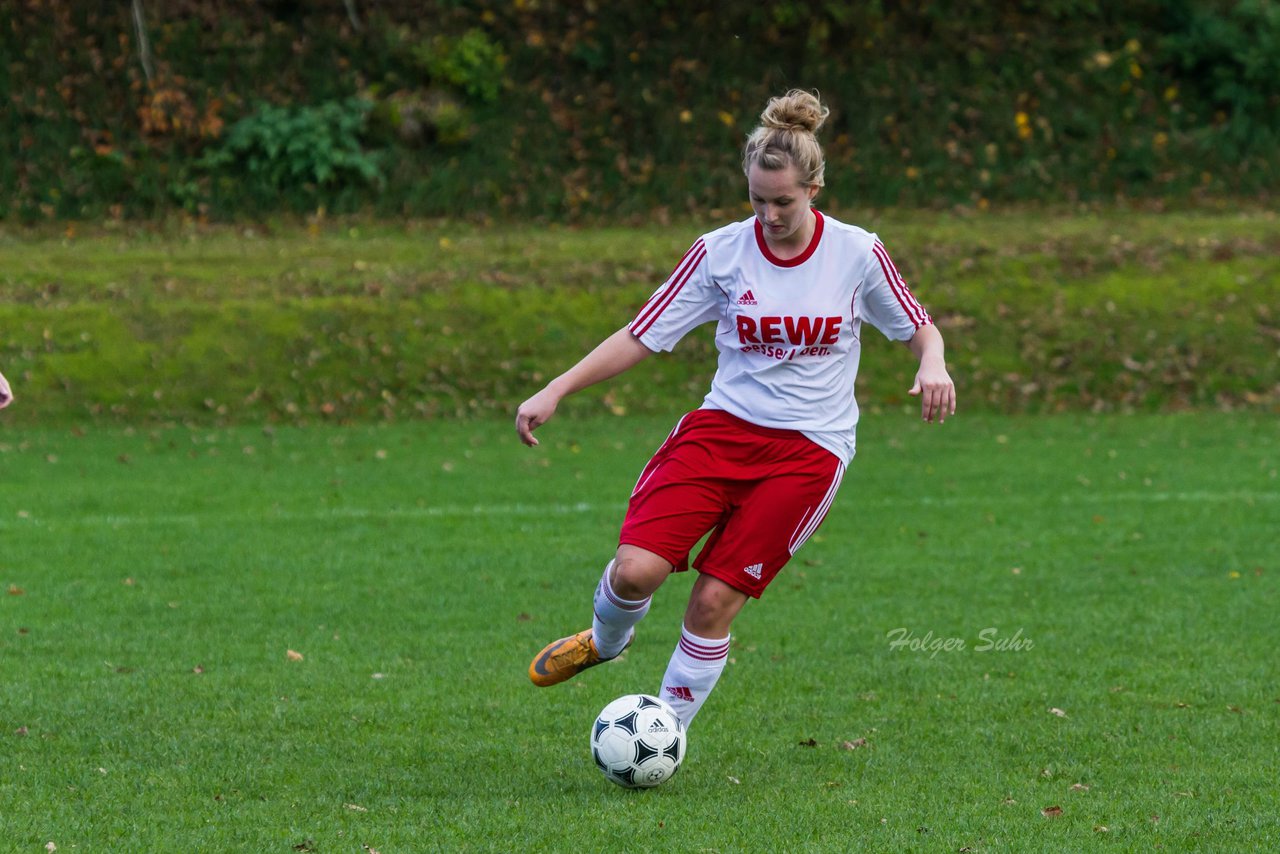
left=743, top=562, right=764, bottom=579
left=737, top=290, right=758, bottom=306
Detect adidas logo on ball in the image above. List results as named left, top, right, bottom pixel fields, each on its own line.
left=647, top=720, right=670, bottom=734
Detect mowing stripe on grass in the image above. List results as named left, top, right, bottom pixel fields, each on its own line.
left=3, top=490, right=1275, bottom=531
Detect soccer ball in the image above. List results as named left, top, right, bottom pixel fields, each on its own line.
left=590, top=694, right=686, bottom=788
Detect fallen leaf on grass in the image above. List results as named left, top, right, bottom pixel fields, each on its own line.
left=516, top=612, right=532, bottom=622
left=727, top=775, right=741, bottom=785
left=192, top=665, right=205, bottom=674
left=292, top=841, right=316, bottom=852
left=1070, top=783, right=1090, bottom=792
left=344, top=803, right=368, bottom=812
left=1049, top=707, right=1067, bottom=717
left=46, top=844, right=56, bottom=853
left=841, top=738, right=868, bottom=750
left=286, top=649, right=304, bottom=662
left=1042, top=805, right=1063, bottom=818
left=363, top=846, right=381, bottom=854
left=1094, top=825, right=1109, bottom=833
left=798, top=738, right=818, bottom=747
left=15, top=726, right=28, bottom=736
left=7, top=585, right=24, bottom=596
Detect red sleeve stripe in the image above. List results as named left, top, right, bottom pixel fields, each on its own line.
left=630, top=239, right=707, bottom=338
left=872, top=241, right=931, bottom=328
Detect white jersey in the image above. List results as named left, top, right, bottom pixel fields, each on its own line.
left=628, top=211, right=932, bottom=464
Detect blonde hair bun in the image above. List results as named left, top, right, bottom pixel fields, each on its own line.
left=742, top=89, right=831, bottom=187
left=759, top=89, right=830, bottom=134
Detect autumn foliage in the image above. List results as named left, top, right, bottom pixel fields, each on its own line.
left=5, top=1, right=1280, bottom=222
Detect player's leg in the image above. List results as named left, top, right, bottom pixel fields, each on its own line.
left=659, top=441, right=844, bottom=726
left=591, top=544, right=672, bottom=658
left=528, top=547, right=684, bottom=688
left=658, top=574, right=746, bottom=727
left=530, top=412, right=728, bottom=687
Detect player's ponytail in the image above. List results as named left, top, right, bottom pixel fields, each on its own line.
left=742, top=89, right=830, bottom=188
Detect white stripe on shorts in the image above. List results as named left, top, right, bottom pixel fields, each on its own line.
left=630, top=413, right=688, bottom=497
left=788, top=463, right=845, bottom=555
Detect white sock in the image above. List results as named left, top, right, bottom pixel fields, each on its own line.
left=592, top=560, right=650, bottom=659
left=659, top=625, right=730, bottom=729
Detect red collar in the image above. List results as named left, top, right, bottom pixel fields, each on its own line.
left=754, top=210, right=824, bottom=267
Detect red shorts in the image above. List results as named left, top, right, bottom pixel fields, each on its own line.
left=618, top=409, right=845, bottom=598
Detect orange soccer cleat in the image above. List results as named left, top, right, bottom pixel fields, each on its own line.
left=528, top=628, right=632, bottom=687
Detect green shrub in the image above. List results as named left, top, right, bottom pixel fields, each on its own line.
left=1159, top=0, right=1280, bottom=149
left=411, top=28, right=507, bottom=104
left=199, top=99, right=382, bottom=195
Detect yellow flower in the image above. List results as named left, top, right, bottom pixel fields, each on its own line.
left=1153, top=132, right=1168, bottom=148
left=1129, top=61, right=1143, bottom=79
left=905, top=166, right=920, bottom=180
left=679, top=110, right=692, bottom=123
left=718, top=111, right=735, bottom=128
left=1164, top=86, right=1178, bottom=102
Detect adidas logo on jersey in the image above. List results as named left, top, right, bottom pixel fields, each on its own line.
left=665, top=686, right=695, bottom=703
left=736, top=290, right=758, bottom=306
left=743, top=562, right=764, bottom=579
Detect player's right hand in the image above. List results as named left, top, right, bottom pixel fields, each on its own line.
left=515, top=389, right=559, bottom=447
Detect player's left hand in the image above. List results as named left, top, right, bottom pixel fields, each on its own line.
left=908, top=358, right=955, bottom=424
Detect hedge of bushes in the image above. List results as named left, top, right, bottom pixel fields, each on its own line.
left=4, top=0, right=1278, bottom=222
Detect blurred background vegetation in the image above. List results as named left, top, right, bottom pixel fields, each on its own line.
left=5, top=0, right=1278, bottom=223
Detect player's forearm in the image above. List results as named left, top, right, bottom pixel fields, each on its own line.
left=546, top=327, right=653, bottom=400
left=906, top=323, right=945, bottom=366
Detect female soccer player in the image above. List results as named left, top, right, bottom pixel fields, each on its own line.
left=516, top=89, right=955, bottom=728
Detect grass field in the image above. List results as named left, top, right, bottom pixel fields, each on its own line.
left=1, top=409, right=1277, bottom=851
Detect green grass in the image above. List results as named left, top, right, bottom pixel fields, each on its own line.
left=1, top=206, right=1278, bottom=424
left=2, top=410, right=1277, bottom=850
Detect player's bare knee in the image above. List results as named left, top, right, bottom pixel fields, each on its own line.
left=611, top=545, right=671, bottom=600
left=684, top=583, right=742, bottom=636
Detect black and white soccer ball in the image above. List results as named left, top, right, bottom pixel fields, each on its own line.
left=590, top=694, right=686, bottom=788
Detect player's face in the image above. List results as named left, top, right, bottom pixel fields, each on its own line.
left=748, top=163, right=818, bottom=246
